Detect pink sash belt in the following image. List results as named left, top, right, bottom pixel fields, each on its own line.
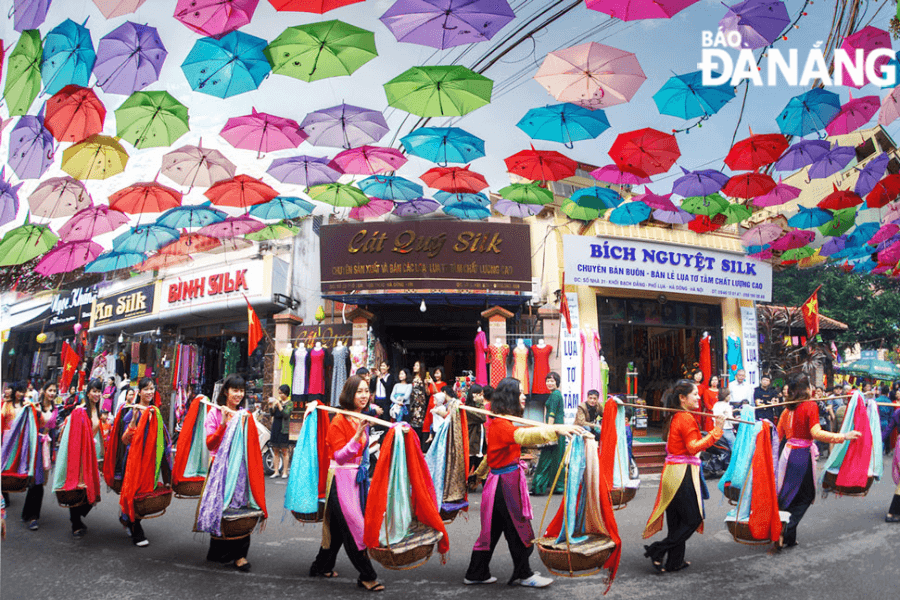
left=665, top=454, right=701, bottom=466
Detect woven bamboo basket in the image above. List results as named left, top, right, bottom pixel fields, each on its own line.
left=610, top=487, right=636, bottom=508
left=134, top=487, right=173, bottom=518
left=368, top=524, right=442, bottom=571
left=108, top=478, right=122, bottom=494
left=56, top=488, right=88, bottom=508
left=821, top=471, right=875, bottom=497
left=173, top=479, right=204, bottom=498
left=535, top=535, right=616, bottom=576
left=1, top=474, right=29, bottom=493
left=291, top=503, right=325, bottom=524
left=723, top=484, right=741, bottom=504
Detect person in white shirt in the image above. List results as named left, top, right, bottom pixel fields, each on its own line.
left=727, top=369, right=754, bottom=409
left=712, top=388, right=736, bottom=453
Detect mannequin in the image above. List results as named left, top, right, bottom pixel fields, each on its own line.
left=306, top=342, right=326, bottom=403
left=473, top=327, right=488, bottom=386
left=581, top=327, right=602, bottom=402
left=531, top=338, right=553, bottom=396
left=726, top=333, right=742, bottom=383
left=290, top=341, right=308, bottom=408
left=330, top=341, right=349, bottom=407
left=486, top=338, right=509, bottom=388
left=512, top=339, right=529, bottom=393
left=350, top=340, right=367, bottom=373
left=698, top=332, right=711, bottom=387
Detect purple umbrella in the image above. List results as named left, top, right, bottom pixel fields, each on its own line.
left=0, top=168, right=24, bottom=227
left=773, top=139, right=830, bottom=171
left=380, top=0, right=516, bottom=50
left=652, top=207, right=693, bottom=224
left=93, top=21, right=167, bottom=96
left=392, top=197, right=440, bottom=217
left=198, top=215, right=266, bottom=239
left=58, top=205, right=130, bottom=242
left=495, top=198, right=540, bottom=218
left=672, top=166, right=728, bottom=196
left=819, top=235, right=848, bottom=257
left=8, top=112, right=55, bottom=180
left=718, top=0, right=790, bottom=49
left=854, top=153, right=890, bottom=197
left=807, top=145, right=855, bottom=180
left=300, top=104, right=389, bottom=149
left=35, top=240, right=103, bottom=275
left=13, top=0, right=51, bottom=32
left=267, top=155, right=343, bottom=187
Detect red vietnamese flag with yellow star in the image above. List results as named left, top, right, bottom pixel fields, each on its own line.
left=59, top=341, right=79, bottom=391
left=245, top=296, right=263, bottom=356
left=800, top=286, right=822, bottom=341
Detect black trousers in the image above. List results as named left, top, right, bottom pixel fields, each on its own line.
left=464, top=484, right=534, bottom=584
left=69, top=504, right=92, bottom=531
left=310, top=484, right=378, bottom=582
left=22, top=484, right=43, bottom=521
left=644, top=471, right=703, bottom=571
left=889, top=494, right=900, bottom=515
left=208, top=535, right=251, bottom=563
left=782, top=455, right=816, bottom=547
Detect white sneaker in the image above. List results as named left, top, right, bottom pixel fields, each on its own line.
left=463, top=576, right=497, bottom=585
left=517, top=573, right=553, bottom=588
left=281, top=473, right=288, bottom=479
left=135, top=539, right=150, bottom=547
left=270, top=472, right=279, bottom=479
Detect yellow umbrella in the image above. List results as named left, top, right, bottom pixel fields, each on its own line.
left=797, top=248, right=827, bottom=269
left=61, top=135, right=129, bottom=180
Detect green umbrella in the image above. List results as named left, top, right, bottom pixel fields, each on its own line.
left=723, top=202, right=752, bottom=225
left=3, top=30, right=43, bottom=116
left=780, top=246, right=814, bottom=262
left=498, top=183, right=553, bottom=205
left=0, top=222, right=58, bottom=267
left=308, top=183, right=369, bottom=208
left=264, top=20, right=377, bottom=82
left=384, top=66, right=493, bottom=117
left=245, top=221, right=300, bottom=241
left=836, top=357, right=900, bottom=379
left=818, top=207, right=856, bottom=237
left=560, top=198, right=605, bottom=222
left=681, top=192, right=728, bottom=216
left=115, top=91, right=190, bottom=149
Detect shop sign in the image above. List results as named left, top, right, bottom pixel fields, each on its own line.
left=320, top=221, right=532, bottom=294
left=49, top=285, right=98, bottom=327
left=563, top=236, right=772, bottom=302
left=92, top=284, right=155, bottom=327
left=293, top=324, right=353, bottom=347
left=559, top=292, right=581, bottom=424
left=740, top=306, right=760, bottom=387
left=159, top=261, right=268, bottom=311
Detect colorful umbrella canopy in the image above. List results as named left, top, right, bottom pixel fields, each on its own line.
left=385, top=65, right=493, bottom=117
left=868, top=223, right=899, bottom=246
left=779, top=246, right=814, bottom=264
left=198, top=215, right=266, bottom=238
left=134, top=252, right=193, bottom=272
left=267, top=155, right=342, bottom=187
left=161, top=142, right=236, bottom=188
left=586, top=0, right=699, bottom=21
left=109, top=181, right=183, bottom=214
left=41, top=19, right=96, bottom=96
left=268, top=0, right=364, bottom=12
left=92, top=0, right=149, bottom=19
left=825, top=95, right=880, bottom=136
left=0, top=169, right=23, bottom=227
left=534, top=41, right=646, bottom=109
left=264, top=20, right=377, bottom=82
left=380, top=0, right=515, bottom=50
left=0, top=223, right=58, bottom=266
left=220, top=108, right=306, bottom=156
left=248, top=196, right=314, bottom=219
left=817, top=207, right=856, bottom=237
left=204, top=174, right=279, bottom=207
left=633, top=189, right=676, bottom=211
left=3, top=29, right=42, bottom=116
left=681, top=192, right=729, bottom=216
left=516, top=103, right=610, bottom=147
left=653, top=207, right=694, bottom=224
left=12, top=0, right=51, bottom=32
left=159, top=233, right=222, bottom=255
left=7, top=112, right=55, bottom=180
left=173, top=0, right=259, bottom=38
left=741, top=223, right=782, bottom=247
left=115, top=91, right=190, bottom=149
left=878, top=86, right=900, bottom=127
left=494, top=198, right=541, bottom=218
left=836, top=26, right=892, bottom=88
left=672, top=166, right=729, bottom=197
left=34, top=240, right=102, bottom=275
left=112, top=224, right=179, bottom=253
left=156, top=204, right=227, bottom=229
left=846, top=223, right=880, bottom=247
left=84, top=250, right=145, bottom=273
left=865, top=174, right=900, bottom=209
left=358, top=176, right=423, bottom=201
left=28, top=177, right=91, bottom=219
left=181, top=31, right=270, bottom=98
left=807, top=145, right=855, bottom=180
left=724, top=132, right=787, bottom=171
left=570, top=186, right=623, bottom=209
left=609, top=201, right=651, bottom=225
left=773, top=139, right=830, bottom=172
left=58, top=205, right=130, bottom=241
left=245, top=221, right=300, bottom=241
left=652, top=70, right=734, bottom=119
left=331, top=146, right=407, bottom=175
left=301, top=103, right=388, bottom=149
left=93, top=21, right=167, bottom=95
left=819, top=235, right=848, bottom=257
left=497, top=183, right=553, bottom=205
left=392, top=197, right=440, bottom=217
left=881, top=202, right=900, bottom=224
left=776, top=88, right=841, bottom=137
left=591, top=163, right=651, bottom=185
left=752, top=180, right=800, bottom=207
left=770, top=229, right=815, bottom=252
left=854, top=153, right=890, bottom=196
left=207, top=237, right=254, bottom=253
left=348, top=198, right=394, bottom=220
left=434, top=191, right=489, bottom=206
left=787, top=206, right=831, bottom=229
left=560, top=197, right=604, bottom=221
left=308, top=182, right=369, bottom=207
left=817, top=185, right=862, bottom=210
left=400, top=127, right=485, bottom=165
left=504, top=147, right=577, bottom=181
left=718, top=0, right=789, bottom=49
left=721, top=172, right=775, bottom=199
left=421, top=165, right=489, bottom=193
left=44, top=85, right=106, bottom=143
left=608, top=128, right=679, bottom=177
left=442, top=198, right=491, bottom=220
left=60, top=134, right=129, bottom=180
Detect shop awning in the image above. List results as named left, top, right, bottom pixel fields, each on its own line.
left=322, top=292, right=531, bottom=308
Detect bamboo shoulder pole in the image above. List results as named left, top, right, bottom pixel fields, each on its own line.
left=315, top=403, right=394, bottom=429
left=199, top=399, right=238, bottom=414
left=616, top=401, right=756, bottom=426
left=458, top=403, right=547, bottom=427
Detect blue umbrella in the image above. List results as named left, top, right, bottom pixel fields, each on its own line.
left=8, top=111, right=55, bottom=180
left=773, top=139, right=830, bottom=171
left=652, top=71, right=735, bottom=120
left=434, top=191, right=489, bottom=206
left=155, top=204, right=226, bottom=229
left=400, top=127, right=485, bottom=165
left=181, top=31, right=270, bottom=99
left=851, top=257, right=877, bottom=273
left=516, top=103, right=610, bottom=148
left=358, top=175, right=423, bottom=201
left=776, top=88, right=841, bottom=137
left=85, top=250, right=145, bottom=273
left=807, top=145, right=855, bottom=180
left=41, top=19, right=96, bottom=96
left=249, top=196, right=314, bottom=220
left=787, top=206, right=831, bottom=228
left=570, top=186, right=623, bottom=209
left=846, top=222, right=881, bottom=246
left=672, top=166, right=729, bottom=197
left=854, top=153, right=890, bottom=196
left=442, top=198, right=491, bottom=220
left=0, top=167, right=23, bottom=227
left=831, top=245, right=872, bottom=260
left=609, top=202, right=651, bottom=225
left=112, top=224, right=179, bottom=253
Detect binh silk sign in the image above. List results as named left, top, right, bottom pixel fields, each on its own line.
left=159, top=261, right=266, bottom=311
left=167, top=269, right=249, bottom=303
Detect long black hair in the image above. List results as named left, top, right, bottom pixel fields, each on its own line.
left=662, top=379, right=697, bottom=440
left=491, top=377, right=523, bottom=417
left=84, top=378, right=105, bottom=420
left=784, top=372, right=811, bottom=412
left=217, top=374, right=246, bottom=407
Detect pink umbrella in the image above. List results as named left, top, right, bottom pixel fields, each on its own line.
left=749, top=249, right=774, bottom=260
left=633, top=188, right=676, bottom=210
left=585, top=0, right=699, bottom=21
left=825, top=94, right=879, bottom=136
left=878, top=86, right=900, bottom=127
left=752, top=179, right=801, bottom=207
left=869, top=223, right=899, bottom=245
left=58, top=205, right=130, bottom=242
left=198, top=214, right=265, bottom=238
left=534, top=41, right=646, bottom=109
left=28, top=177, right=92, bottom=219
left=331, top=146, right=407, bottom=175
left=590, top=163, right=651, bottom=185
left=349, top=198, right=394, bottom=220
left=741, top=222, right=782, bottom=246
left=220, top=108, right=307, bottom=157
left=835, top=26, right=892, bottom=89
left=92, top=0, right=147, bottom=19
left=35, top=240, right=103, bottom=275
left=769, top=229, right=815, bottom=251
left=878, top=240, right=900, bottom=265
left=173, top=0, right=259, bottom=38
left=208, top=237, right=254, bottom=253
left=882, top=201, right=900, bottom=224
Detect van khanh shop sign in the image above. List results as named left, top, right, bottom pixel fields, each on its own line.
left=563, top=236, right=772, bottom=302
left=160, top=261, right=268, bottom=310
left=91, top=284, right=156, bottom=327
left=320, top=222, right=532, bottom=294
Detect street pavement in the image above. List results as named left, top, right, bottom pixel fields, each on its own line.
left=2, top=456, right=897, bottom=599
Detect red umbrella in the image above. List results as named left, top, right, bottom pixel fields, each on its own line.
left=420, top=165, right=489, bottom=193
left=688, top=213, right=726, bottom=234
left=818, top=184, right=862, bottom=210
left=134, top=252, right=193, bottom=272
left=865, top=174, right=900, bottom=209
left=267, top=0, right=364, bottom=12
left=204, top=174, right=279, bottom=207
left=159, top=232, right=222, bottom=255
left=722, top=172, right=775, bottom=199
left=109, top=181, right=182, bottom=214
left=608, top=128, right=679, bottom=177
left=724, top=131, right=788, bottom=171
left=44, top=85, right=106, bottom=144
left=504, top=146, right=577, bottom=182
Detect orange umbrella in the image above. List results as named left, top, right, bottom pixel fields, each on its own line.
left=135, top=252, right=193, bottom=271
left=109, top=181, right=182, bottom=214
left=420, top=165, right=488, bottom=193
left=158, top=232, right=221, bottom=255
left=44, top=85, right=106, bottom=144
left=204, top=174, right=279, bottom=207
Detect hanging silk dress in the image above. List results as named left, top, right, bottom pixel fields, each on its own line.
left=330, top=345, right=349, bottom=407
left=307, top=348, right=326, bottom=399
left=486, top=344, right=509, bottom=388
left=530, top=389, right=567, bottom=495
left=726, top=335, right=743, bottom=382
left=581, top=328, right=602, bottom=401
left=474, top=331, right=488, bottom=386
left=699, top=335, right=711, bottom=386
left=511, top=345, right=529, bottom=394
left=531, top=345, right=552, bottom=395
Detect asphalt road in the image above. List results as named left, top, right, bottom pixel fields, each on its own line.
left=2, top=456, right=897, bottom=600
